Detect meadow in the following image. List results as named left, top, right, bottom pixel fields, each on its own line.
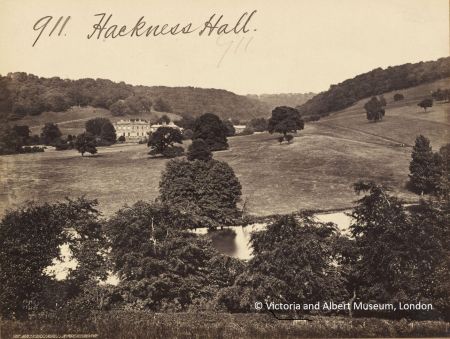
left=1, top=312, right=449, bottom=339
left=1, top=79, right=449, bottom=218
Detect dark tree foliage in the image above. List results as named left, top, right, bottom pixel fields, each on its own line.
left=40, top=123, right=62, bottom=145
left=418, top=98, right=433, bottom=112
left=285, top=134, right=294, bottom=143
left=182, top=128, right=193, bottom=140
left=159, top=159, right=242, bottom=226
left=85, top=118, right=116, bottom=144
left=268, top=106, right=304, bottom=137
left=0, top=198, right=106, bottom=319
left=147, top=126, right=184, bottom=158
left=117, top=135, right=126, bottom=143
left=379, top=95, right=387, bottom=107
left=363, top=96, right=385, bottom=122
left=0, top=125, right=23, bottom=155
left=75, top=132, right=97, bottom=156
left=13, top=125, right=31, bottom=143
left=192, top=113, right=229, bottom=151
left=153, top=98, right=172, bottom=112
left=248, top=117, right=268, bottom=132
left=187, top=139, right=212, bottom=161
left=219, top=214, right=347, bottom=312
left=408, top=135, right=440, bottom=195
left=156, top=114, right=171, bottom=124
left=350, top=181, right=450, bottom=319
left=223, top=120, right=236, bottom=137
left=393, top=93, right=404, bottom=101
left=175, top=114, right=196, bottom=130
left=297, top=57, right=450, bottom=118
left=431, top=88, right=450, bottom=102
left=104, top=201, right=244, bottom=311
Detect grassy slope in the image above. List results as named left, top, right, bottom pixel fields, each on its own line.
left=1, top=79, right=449, bottom=217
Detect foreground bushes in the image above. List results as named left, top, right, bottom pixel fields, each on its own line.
left=1, top=312, right=448, bottom=339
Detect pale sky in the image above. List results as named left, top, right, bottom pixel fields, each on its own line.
left=0, top=0, right=448, bottom=94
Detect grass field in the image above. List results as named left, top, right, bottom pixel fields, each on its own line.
left=1, top=79, right=449, bottom=218
left=1, top=312, right=448, bottom=339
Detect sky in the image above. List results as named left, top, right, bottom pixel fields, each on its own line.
left=0, top=0, right=448, bottom=94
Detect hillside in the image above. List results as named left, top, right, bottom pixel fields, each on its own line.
left=297, top=57, right=450, bottom=118
left=247, top=93, right=316, bottom=109
left=0, top=72, right=270, bottom=123
left=2, top=79, right=448, bottom=217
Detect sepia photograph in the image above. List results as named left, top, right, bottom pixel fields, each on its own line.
left=0, top=0, right=449, bottom=338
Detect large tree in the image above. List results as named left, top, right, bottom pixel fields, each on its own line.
left=104, top=202, right=244, bottom=311
left=40, top=122, right=62, bottom=145
left=408, top=135, right=439, bottom=195
left=159, top=159, right=242, bottom=226
left=148, top=126, right=183, bottom=158
left=268, top=106, right=304, bottom=138
left=418, top=98, right=433, bottom=112
left=192, top=113, right=229, bottom=151
left=85, top=117, right=116, bottom=144
left=75, top=132, right=97, bottom=156
left=218, top=214, right=347, bottom=313
left=187, top=138, right=212, bottom=161
left=364, top=96, right=385, bottom=122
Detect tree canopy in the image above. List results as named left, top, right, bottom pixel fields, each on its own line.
left=147, top=126, right=183, bottom=158
left=364, top=96, right=385, bottom=122
left=192, top=113, right=229, bottom=151
left=75, top=132, right=97, bottom=156
left=268, top=106, right=304, bottom=137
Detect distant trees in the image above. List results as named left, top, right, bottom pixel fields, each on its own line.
left=431, top=88, right=450, bottom=102
left=75, top=132, right=97, bottom=156
left=393, top=93, right=404, bottom=101
left=192, top=113, right=229, bottom=151
left=156, top=114, right=171, bottom=125
left=147, top=126, right=183, bottom=158
left=268, top=106, right=304, bottom=142
left=0, top=125, right=23, bottom=155
left=187, top=139, right=212, bottom=161
left=418, top=98, right=433, bottom=112
left=248, top=117, right=268, bottom=132
left=85, top=118, right=116, bottom=145
left=40, top=123, right=62, bottom=145
left=153, top=98, right=172, bottom=112
left=175, top=114, right=196, bottom=130
left=296, top=57, right=450, bottom=118
left=159, top=159, right=242, bottom=226
left=408, top=135, right=440, bottom=195
left=223, top=120, right=236, bottom=137
left=364, top=97, right=385, bottom=122
left=379, top=95, right=387, bottom=107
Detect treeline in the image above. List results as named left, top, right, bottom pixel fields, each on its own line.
left=247, top=92, right=316, bottom=109
left=296, top=57, right=450, bottom=117
left=0, top=72, right=270, bottom=122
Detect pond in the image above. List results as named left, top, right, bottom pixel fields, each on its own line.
left=47, top=211, right=353, bottom=283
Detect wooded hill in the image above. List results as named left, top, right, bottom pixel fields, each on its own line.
left=0, top=73, right=270, bottom=122
left=296, top=57, right=450, bottom=117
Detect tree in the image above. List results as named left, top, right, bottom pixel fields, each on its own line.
left=13, top=125, right=31, bottom=144
left=0, top=125, right=23, bottom=155
left=40, top=123, right=62, bottom=145
left=187, top=139, right=212, bottom=161
left=0, top=198, right=106, bottom=319
left=192, top=113, right=229, bottom=151
left=409, top=135, right=439, bottom=195
left=220, top=214, right=347, bottom=313
left=117, top=135, right=126, bottom=143
left=109, top=100, right=130, bottom=116
left=147, top=126, right=183, bottom=158
left=153, top=98, right=171, bottom=112
left=223, top=120, right=236, bottom=137
left=431, top=88, right=450, bottom=102
left=418, top=98, right=433, bottom=112
left=156, top=114, right=171, bottom=125
left=75, top=132, right=97, bottom=156
left=104, top=201, right=243, bottom=311
left=363, top=96, right=385, bottom=122
left=379, top=95, right=387, bottom=107
left=285, top=134, right=294, bottom=143
left=182, top=129, right=193, bottom=140
left=268, top=106, right=304, bottom=138
left=248, top=117, right=268, bottom=132
left=85, top=118, right=116, bottom=145
left=100, top=122, right=117, bottom=144
left=393, top=93, right=404, bottom=101
left=350, top=181, right=450, bottom=318
left=159, top=159, right=242, bottom=226
left=175, top=114, right=196, bottom=130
